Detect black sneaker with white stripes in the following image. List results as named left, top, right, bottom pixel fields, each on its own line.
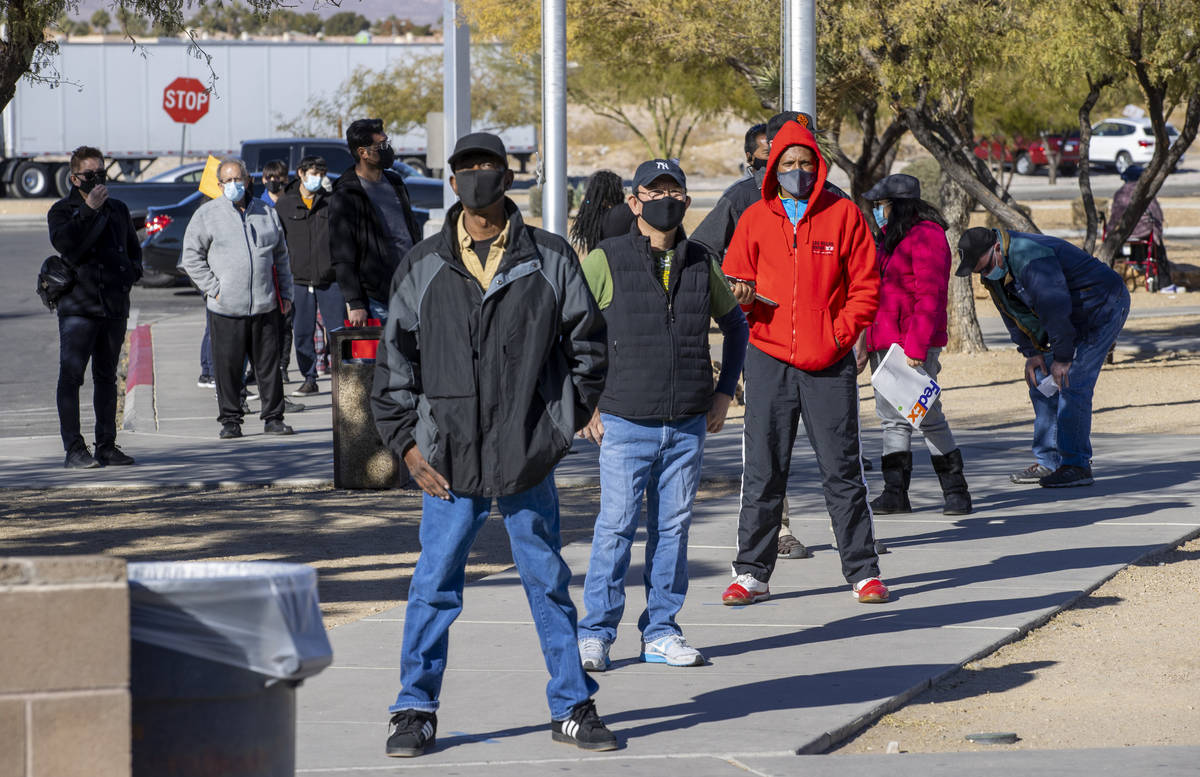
left=550, top=698, right=618, bottom=751
left=385, top=709, right=436, bottom=757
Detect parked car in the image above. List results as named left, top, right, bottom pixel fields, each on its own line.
left=1089, top=118, right=1183, bottom=174
left=139, top=168, right=439, bottom=287
left=973, top=133, right=1080, bottom=175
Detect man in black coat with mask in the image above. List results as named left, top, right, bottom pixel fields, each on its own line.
left=371, top=132, right=615, bottom=757
left=331, top=118, right=421, bottom=327
left=47, top=145, right=142, bottom=468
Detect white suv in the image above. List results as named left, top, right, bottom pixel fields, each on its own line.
left=1089, top=117, right=1183, bottom=174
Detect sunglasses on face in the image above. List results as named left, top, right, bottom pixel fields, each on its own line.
left=76, top=170, right=107, bottom=182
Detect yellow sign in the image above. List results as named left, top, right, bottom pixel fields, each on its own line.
left=198, top=155, right=223, bottom=200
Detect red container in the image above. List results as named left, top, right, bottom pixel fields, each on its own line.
left=343, top=319, right=382, bottom=359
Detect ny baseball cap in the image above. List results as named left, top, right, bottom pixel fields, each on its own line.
left=632, top=158, right=687, bottom=192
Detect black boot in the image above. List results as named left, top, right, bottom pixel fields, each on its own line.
left=871, top=451, right=912, bottom=514
left=931, top=448, right=973, bottom=515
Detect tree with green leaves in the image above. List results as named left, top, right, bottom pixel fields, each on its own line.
left=90, top=9, right=111, bottom=33
left=260, top=9, right=323, bottom=36
left=276, top=46, right=539, bottom=144
left=322, top=11, right=370, bottom=37
left=1030, top=0, right=1200, bottom=264
left=459, top=0, right=766, bottom=161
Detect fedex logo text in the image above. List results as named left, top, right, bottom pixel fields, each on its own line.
left=906, top=379, right=941, bottom=425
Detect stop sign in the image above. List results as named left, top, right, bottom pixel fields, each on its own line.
left=163, top=77, right=210, bottom=124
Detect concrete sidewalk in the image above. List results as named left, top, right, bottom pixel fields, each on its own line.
left=3, top=306, right=1199, bottom=775
left=293, top=431, right=1200, bottom=774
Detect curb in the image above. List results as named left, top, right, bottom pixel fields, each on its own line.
left=122, top=321, right=155, bottom=432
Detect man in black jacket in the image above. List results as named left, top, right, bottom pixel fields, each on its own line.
left=47, top=145, right=142, bottom=468
left=371, top=132, right=616, bottom=757
left=331, top=118, right=421, bottom=326
left=276, top=156, right=344, bottom=396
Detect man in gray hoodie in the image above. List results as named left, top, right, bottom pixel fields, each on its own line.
left=181, top=158, right=296, bottom=439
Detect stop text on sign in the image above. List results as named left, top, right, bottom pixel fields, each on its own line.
left=163, top=77, right=210, bottom=124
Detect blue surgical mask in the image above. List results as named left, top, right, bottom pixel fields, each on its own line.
left=985, top=261, right=1007, bottom=281
left=303, top=174, right=323, bottom=193
left=872, top=204, right=887, bottom=227
left=223, top=180, right=246, bottom=201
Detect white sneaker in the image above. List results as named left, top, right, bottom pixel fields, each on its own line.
left=578, top=637, right=610, bottom=672
left=1159, top=284, right=1179, bottom=294
left=722, top=573, right=770, bottom=605
left=641, top=633, right=705, bottom=666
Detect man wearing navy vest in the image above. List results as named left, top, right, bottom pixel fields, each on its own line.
left=576, top=159, right=749, bottom=671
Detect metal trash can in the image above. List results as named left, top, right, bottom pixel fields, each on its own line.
left=330, top=327, right=410, bottom=489
left=128, top=561, right=333, bottom=777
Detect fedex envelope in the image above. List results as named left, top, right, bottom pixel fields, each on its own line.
left=870, top=343, right=941, bottom=430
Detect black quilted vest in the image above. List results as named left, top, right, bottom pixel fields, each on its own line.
left=597, top=231, right=713, bottom=420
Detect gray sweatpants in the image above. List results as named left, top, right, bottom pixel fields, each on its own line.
left=868, top=347, right=957, bottom=457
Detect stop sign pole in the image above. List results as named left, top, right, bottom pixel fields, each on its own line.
left=163, top=77, right=211, bottom=164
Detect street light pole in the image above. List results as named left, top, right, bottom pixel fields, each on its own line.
left=782, top=0, right=816, bottom=119
left=443, top=1, right=470, bottom=209
left=542, top=0, right=568, bottom=237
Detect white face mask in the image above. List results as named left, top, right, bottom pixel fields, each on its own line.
left=303, top=174, right=323, bottom=193
left=223, top=180, right=246, bottom=201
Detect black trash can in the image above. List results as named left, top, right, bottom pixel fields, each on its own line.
left=128, top=562, right=333, bottom=777
left=330, top=327, right=409, bottom=489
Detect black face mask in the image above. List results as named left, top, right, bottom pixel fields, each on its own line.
left=266, top=180, right=284, bottom=194
left=456, top=169, right=507, bottom=210
left=76, top=171, right=106, bottom=194
left=750, top=157, right=768, bottom=171
left=376, top=146, right=396, bottom=170
left=640, top=196, right=687, bottom=232
left=777, top=168, right=817, bottom=199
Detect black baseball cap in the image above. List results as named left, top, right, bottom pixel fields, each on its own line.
left=864, top=174, right=921, bottom=201
left=766, top=111, right=818, bottom=142
left=955, top=227, right=1000, bottom=277
left=632, top=159, right=687, bottom=192
left=447, top=132, right=508, bottom=170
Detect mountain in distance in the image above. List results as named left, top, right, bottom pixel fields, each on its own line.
left=68, top=0, right=444, bottom=25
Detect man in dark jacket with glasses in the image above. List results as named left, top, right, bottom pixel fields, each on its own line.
left=47, top=145, right=142, bottom=468
left=331, top=118, right=421, bottom=327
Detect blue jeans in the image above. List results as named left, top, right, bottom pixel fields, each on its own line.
left=578, top=413, right=706, bottom=645
left=1030, top=289, right=1130, bottom=469
left=368, top=297, right=389, bottom=325
left=292, top=281, right=345, bottom=379
left=391, top=475, right=598, bottom=721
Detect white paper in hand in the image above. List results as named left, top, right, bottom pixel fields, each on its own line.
left=870, top=343, right=942, bottom=429
left=1036, top=373, right=1059, bottom=398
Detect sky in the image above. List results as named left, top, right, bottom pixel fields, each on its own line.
left=69, top=0, right=443, bottom=25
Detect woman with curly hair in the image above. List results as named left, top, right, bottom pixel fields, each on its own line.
left=570, top=170, right=630, bottom=254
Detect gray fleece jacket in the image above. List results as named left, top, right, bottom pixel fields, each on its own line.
left=181, top=196, right=294, bottom=317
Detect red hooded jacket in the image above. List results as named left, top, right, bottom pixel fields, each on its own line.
left=723, top=122, right=879, bottom=371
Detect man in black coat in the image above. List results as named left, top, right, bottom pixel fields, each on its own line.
left=330, top=118, right=421, bottom=327
left=276, top=155, right=345, bottom=396
left=47, top=145, right=142, bottom=468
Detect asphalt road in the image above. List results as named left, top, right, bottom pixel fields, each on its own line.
left=1, top=227, right=201, bottom=439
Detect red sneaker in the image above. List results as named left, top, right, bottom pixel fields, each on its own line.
left=852, top=577, right=890, bottom=603
left=722, top=574, right=770, bottom=605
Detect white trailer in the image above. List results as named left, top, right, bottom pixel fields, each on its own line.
left=1, top=39, right=537, bottom=197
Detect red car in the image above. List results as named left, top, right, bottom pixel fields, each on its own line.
left=974, top=132, right=1080, bottom=175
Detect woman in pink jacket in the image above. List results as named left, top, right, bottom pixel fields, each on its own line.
left=856, top=175, right=972, bottom=515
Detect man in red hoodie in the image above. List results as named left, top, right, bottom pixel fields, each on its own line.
left=720, top=120, right=889, bottom=605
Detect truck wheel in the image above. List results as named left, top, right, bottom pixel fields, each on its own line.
left=1115, top=151, right=1133, bottom=175
left=53, top=164, right=73, bottom=197
left=13, top=161, right=51, bottom=198
left=402, top=157, right=430, bottom=177
left=1014, top=153, right=1034, bottom=176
